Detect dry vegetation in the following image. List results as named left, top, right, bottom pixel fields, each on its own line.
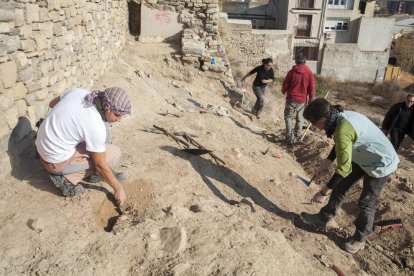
left=393, top=31, right=414, bottom=73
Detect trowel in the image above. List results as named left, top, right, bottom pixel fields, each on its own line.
left=295, top=175, right=315, bottom=187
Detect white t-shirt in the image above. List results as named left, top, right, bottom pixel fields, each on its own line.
left=35, top=88, right=107, bottom=163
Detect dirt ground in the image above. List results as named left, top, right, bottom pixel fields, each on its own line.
left=0, top=38, right=413, bottom=275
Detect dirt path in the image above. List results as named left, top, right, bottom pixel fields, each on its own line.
left=0, top=39, right=413, bottom=275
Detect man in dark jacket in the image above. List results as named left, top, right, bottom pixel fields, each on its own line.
left=382, top=93, right=414, bottom=151
left=282, top=53, right=315, bottom=144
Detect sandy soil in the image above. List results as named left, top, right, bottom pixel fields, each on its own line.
left=0, top=38, right=413, bottom=275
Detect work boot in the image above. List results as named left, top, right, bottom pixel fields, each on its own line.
left=300, top=212, right=327, bottom=232
left=83, top=171, right=126, bottom=183
left=49, top=174, right=85, bottom=197
left=285, top=135, right=293, bottom=145
left=344, top=240, right=366, bottom=254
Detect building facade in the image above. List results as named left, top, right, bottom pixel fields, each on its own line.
left=221, top=0, right=394, bottom=82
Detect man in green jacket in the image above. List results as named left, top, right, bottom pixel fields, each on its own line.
left=299, top=99, right=399, bottom=254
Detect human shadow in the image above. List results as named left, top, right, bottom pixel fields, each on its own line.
left=292, top=214, right=348, bottom=250
left=219, top=79, right=243, bottom=107
left=8, top=117, right=58, bottom=195
left=228, top=116, right=277, bottom=143
left=160, top=145, right=296, bottom=221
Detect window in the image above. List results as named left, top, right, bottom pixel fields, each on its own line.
left=328, top=0, right=350, bottom=9
left=324, top=19, right=349, bottom=31
left=297, top=0, right=314, bottom=9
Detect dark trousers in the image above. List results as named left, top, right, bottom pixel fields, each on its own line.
left=318, top=162, right=389, bottom=242
left=252, top=85, right=266, bottom=115
left=390, top=128, right=406, bottom=151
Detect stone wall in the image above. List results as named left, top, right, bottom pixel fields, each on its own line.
left=219, top=16, right=293, bottom=77
left=130, top=0, right=227, bottom=72
left=0, top=0, right=128, bottom=176
left=321, top=43, right=389, bottom=83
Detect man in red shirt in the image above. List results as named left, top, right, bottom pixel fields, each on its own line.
left=282, top=53, right=315, bottom=144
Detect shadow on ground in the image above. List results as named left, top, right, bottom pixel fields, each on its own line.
left=161, top=145, right=296, bottom=221
left=8, top=117, right=59, bottom=195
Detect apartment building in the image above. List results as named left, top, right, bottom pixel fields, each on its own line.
left=220, top=0, right=394, bottom=82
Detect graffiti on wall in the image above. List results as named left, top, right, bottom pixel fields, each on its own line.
left=155, top=11, right=172, bottom=24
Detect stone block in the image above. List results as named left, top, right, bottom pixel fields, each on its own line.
left=39, top=8, right=50, bottom=22
left=49, top=72, right=58, bottom=86
left=4, top=106, right=19, bottom=129
left=53, top=22, right=63, bottom=36
left=11, top=82, right=27, bottom=100
left=51, top=36, right=65, bottom=49
left=21, top=39, right=36, bottom=52
left=67, top=18, right=76, bottom=30
left=26, top=82, right=41, bottom=94
left=32, top=31, right=48, bottom=50
left=0, top=155, right=12, bottom=177
left=0, top=22, right=12, bottom=33
left=0, top=34, right=21, bottom=53
left=0, top=124, right=8, bottom=138
left=50, top=10, right=60, bottom=22
left=40, top=22, right=53, bottom=38
left=25, top=93, right=37, bottom=106
left=14, top=9, right=25, bottom=27
left=0, top=60, right=17, bottom=88
left=69, top=5, right=77, bottom=17
left=14, top=51, right=29, bottom=69
left=33, top=100, right=48, bottom=119
left=62, top=30, right=74, bottom=44
left=19, top=24, right=32, bottom=39
left=18, top=66, right=33, bottom=83
left=27, top=105, right=37, bottom=126
left=51, top=78, right=67, bottom=95
left=15, top=99, right=27, bottom=117
left=46, top=0, right=61, bottom=11
left=0, top=90, right=13, bottom=112
left=26, top=4, right=40, bottom=23
left=0, top=5, right=15, bottom=22
left=0, top=132, right=9, bottom=153
left=35, top=87, right=49, bottom=101
left=39, top=60, right=49, bottom=75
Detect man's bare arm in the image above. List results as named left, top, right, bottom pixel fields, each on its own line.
left=91, top=151, right=126, bottom=205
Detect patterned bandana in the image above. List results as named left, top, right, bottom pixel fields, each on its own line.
left=84, top=87, right=131, bottom=115
left=324, top=107, right=342, bottom=138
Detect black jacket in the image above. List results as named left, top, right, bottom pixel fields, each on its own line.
left=382, top=101, right=414, bottom=138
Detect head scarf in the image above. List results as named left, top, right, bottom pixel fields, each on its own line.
left=324, top=105, right=344, bottom=138
left=83, top=87, right=131, bottom=115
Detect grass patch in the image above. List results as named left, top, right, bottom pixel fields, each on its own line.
left=370, top=81, right=405, bottom=106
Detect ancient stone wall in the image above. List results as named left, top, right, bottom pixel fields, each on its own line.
left=0, top=0, right=128, bottom=176
left=130, top=0, right=228, bottom=72
left=219, top=16, right=293, bottom=78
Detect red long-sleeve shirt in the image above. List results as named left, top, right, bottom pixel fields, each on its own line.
left=282, top=64, right=315, bottom=104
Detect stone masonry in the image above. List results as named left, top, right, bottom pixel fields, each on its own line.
left=130, top=0, right=229, bottom=72
left=0, top=0, right=128, bottom=176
